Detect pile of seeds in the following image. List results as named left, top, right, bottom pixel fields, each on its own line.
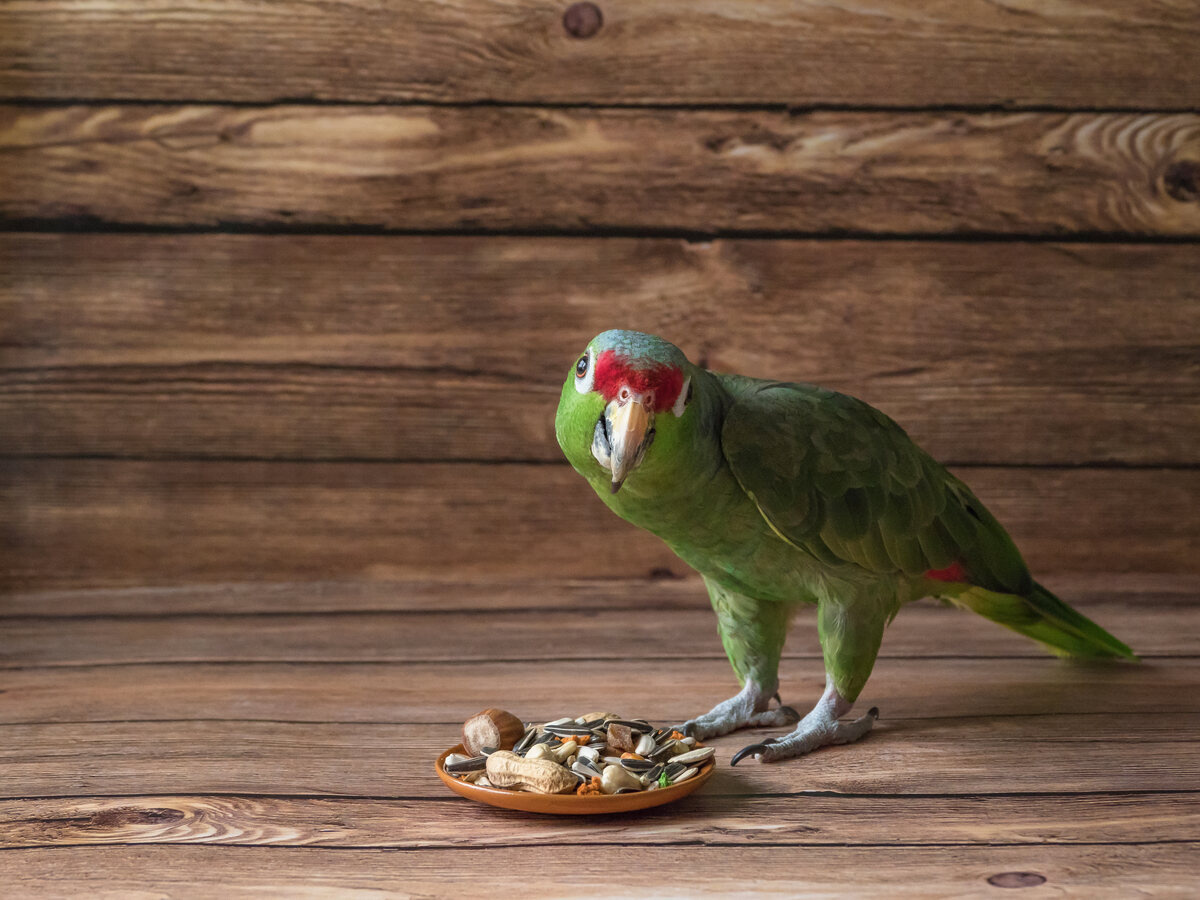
left=444, top=710, right=715, bottom=796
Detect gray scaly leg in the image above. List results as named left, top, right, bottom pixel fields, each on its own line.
left=679, top=677, right=800, bottom=741
left=677, top=578, right=801, bottom=739
left=731, top=675, right=878, bottom=764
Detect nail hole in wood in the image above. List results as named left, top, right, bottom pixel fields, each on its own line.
left=563, top=2, right=603, bottom=39
left=987, top=872, right=1047, bottom=889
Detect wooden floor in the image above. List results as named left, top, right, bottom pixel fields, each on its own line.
left=2, top=573, right=1198, bottom=897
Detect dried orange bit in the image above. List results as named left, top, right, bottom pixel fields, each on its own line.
left=670, top=730, right=686, bottom=740
left=576, top=776, right=602, bottom=796
left=554, top=733, right=590, bottom=745
left=620, top=752, right=644, bottom=761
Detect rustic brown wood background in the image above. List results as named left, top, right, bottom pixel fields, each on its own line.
left=1, top=1, right=1198, bottom=895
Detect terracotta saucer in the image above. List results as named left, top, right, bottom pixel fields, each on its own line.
left=434, top=743, right=715, bottom=815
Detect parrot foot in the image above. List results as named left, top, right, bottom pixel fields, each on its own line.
left=676, top=679, right=800, bottom=741
left=730, top=679, right=879, bottom=765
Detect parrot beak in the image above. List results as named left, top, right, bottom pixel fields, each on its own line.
left=606, top=394, right=654, bottom=494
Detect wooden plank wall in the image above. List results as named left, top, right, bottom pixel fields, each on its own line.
left=2, top=1, right=1199, bottom=593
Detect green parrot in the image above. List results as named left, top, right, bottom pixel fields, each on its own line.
left=554, top=329, right=1135, bottom=764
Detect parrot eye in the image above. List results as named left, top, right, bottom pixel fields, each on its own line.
left=573, top=349, right=595, bottom=395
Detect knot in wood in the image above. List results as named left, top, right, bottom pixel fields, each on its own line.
left=1163, top=160, right=1200, bottom=203
left=90, top=806, right=185, bottom=828
left=563, top=2, right=603, bottom=39
left=987, top=872, right=1047, bottom=889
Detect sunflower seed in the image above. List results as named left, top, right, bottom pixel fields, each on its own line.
left=619, top=758, right=655, bottom=773
left=572, top=759, right=603, bottom=779
left=513, top=727, right=538, bottom=755
left=670, top=766, right=699, bottom=784
left=444, top=755, right=488, bottom=774
left=668, top=746, right=715, bottom=766
left=650, top=742, right=679, bottom=762
left=635, top=733, right=657, bottom=756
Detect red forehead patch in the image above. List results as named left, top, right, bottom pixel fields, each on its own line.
left=593, top=349, right=685, bottom=414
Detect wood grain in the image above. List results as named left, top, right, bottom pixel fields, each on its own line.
left=4, top=106, right=1199, bottom=234
left=2, top=1, right=1198, bottom=107
left=4, top=235, right=1198, bottom=467
left=0, top=658, right=1191, bottom=725
left=1, top=594, right=1191, bottom=667
left=3, top=792, right=1197, bottom=848
left=2, top=715, right=1197, bottom=799
left=2, top=460, right=1198, bottom=591
left=3, top=843, right=1197, bottom=897
left=2, top=573, right=1195, bottom=617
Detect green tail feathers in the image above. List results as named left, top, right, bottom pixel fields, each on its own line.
left=944, top=581, right=1137, bottom=660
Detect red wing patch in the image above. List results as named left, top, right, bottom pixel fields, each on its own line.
left=593, top=349, right=685, bottom=414
left=925, top=562, right=969, bottom=583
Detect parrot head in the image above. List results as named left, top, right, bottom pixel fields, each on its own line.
left=555, top=330, right=699, bottom=496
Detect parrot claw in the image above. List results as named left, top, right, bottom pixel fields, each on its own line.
left=730, top=743, right=771, bottom=767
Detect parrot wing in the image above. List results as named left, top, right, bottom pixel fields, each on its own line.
left=719, top=380, right=1033, bottom=595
